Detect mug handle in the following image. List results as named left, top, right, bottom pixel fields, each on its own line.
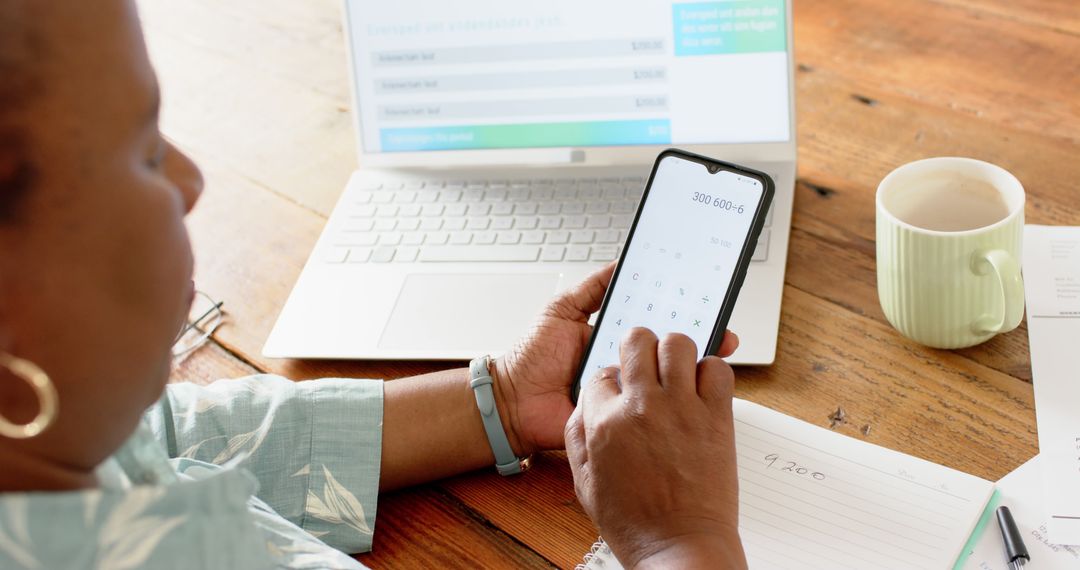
left=971, top=249, right=1025, bottom=335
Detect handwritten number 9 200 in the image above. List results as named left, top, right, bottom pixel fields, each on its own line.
left=764, top=453, right=826, bottom=480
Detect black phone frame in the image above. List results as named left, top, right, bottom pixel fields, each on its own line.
left=570, top=148, right=776, bottom=403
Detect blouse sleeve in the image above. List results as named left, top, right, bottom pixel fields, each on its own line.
left=142, top=375, right=383, bottom=554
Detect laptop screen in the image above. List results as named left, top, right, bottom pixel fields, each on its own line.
left=346, top=0, right=790, bottom=153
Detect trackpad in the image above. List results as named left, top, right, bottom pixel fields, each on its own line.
left=378, top=273, right=559, bottom=351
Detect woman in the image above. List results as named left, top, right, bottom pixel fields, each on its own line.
left=0, top=1, right=747, bottom=568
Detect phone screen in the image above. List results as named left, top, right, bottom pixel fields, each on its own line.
left=578, top=153, right=767, bottom=384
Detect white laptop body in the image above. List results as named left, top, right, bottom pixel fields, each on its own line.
left=264, top=0, right=797, bottom=364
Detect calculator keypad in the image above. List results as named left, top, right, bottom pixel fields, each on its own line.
left=580, top=157, right=764, bottom=378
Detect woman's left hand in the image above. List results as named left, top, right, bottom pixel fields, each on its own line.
left=493, top=263, right=740, bottom=455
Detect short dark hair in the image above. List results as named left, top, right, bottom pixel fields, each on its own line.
left=0, top=3, right=39, bottom=224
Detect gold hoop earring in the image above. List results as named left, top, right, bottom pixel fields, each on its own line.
left=0, top=352, right=58, bottom=439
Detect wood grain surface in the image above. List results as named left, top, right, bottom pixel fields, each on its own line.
left=146, top=0, right=1080, bottom=567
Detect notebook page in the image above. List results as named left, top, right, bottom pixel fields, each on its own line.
left=581, top=399, right=995, bottom=570
left=733, top=398, right=994, bottom=569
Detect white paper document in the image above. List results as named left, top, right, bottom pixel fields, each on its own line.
left=1023, top=225, right=1080, bottom=545
left=962, top=456, right=1080, bottom=569
left=583, top=399, right=995, bottom=570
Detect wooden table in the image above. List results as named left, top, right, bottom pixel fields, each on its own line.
left=139, top=0, right=1079, bottom=567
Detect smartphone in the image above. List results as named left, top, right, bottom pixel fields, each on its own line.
left=571, top=149, right=774, bottom=402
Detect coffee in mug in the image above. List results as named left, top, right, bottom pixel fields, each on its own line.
left=886, top=175, right=1010, bottom=232
left=876, top=157, right=1025, bottom=349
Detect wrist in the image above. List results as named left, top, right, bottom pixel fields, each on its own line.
left=621, top=531, right=746, bottom=570
left=489, top=357, right=531, bottom=457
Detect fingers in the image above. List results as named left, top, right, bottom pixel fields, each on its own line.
left=696, top=356, right=736, bottom=406
left=656, top=333, right=699, bottom=394
left=579, top=366, right=621, bottom=443
left=564, top=404, right=588, bottom=471
left=549, top=262, right=616, bottom=320
left=619, top=328, right=660, bottom=396
left=716, top=330, right=740, bottom=358
left=583, top=365, right=621, bottom=404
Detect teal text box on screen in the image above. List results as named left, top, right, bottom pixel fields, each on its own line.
left=380, top=119, right=672, bottom=152
left=673, top=0, right=787, bottom=56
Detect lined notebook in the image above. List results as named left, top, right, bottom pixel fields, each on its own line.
left=578, top=399, right=995, bottom=570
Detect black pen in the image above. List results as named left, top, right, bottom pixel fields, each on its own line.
left=995, top=506, right=1030, bottom=570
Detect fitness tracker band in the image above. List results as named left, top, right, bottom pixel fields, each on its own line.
left=469, top=355, right=532, bottom=476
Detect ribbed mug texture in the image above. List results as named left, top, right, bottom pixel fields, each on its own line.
left=876, top=203, right=1023, bottom=349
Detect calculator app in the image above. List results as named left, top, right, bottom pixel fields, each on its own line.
left=581, top=156, right=764, bottom=376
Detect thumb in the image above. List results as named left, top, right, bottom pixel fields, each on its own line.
left=548, top=262, right=616, bottom=320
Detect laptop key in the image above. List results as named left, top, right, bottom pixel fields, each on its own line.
left=531, top=188, right=554, bottom=201
left=497, top=231, right=522, bottom=245
left=467, top=203, right=491, bottom=216
left=562, top=202, right=585, bottom=214
left=419, top=245, right=541, bottom=262
left=596, top=229, right=620, bottom=243
left=563, top=215, right=587, bottom=229
left=587, top=215, right=611, bottom=229
left=399, top=204, right=422, bottom=217
left=466, top=217, right=490, bottom=230
left=570, top=230, right=595, bottom=244
left=566, top=245, right=591, bottom=261
left=591, top=245, right=619, bottom=261
left=401, top=232, right=424, bottom=245
left=395, top=246, right=419, bottom=262
left=379, top=232, right=402, bottom=246
left=347, top=247, right=372, bottom=263
left=393, top=190, right=417, bottom=203
left=371, top=247, right=395, bottom=263
left=540, top=245, right=566, bottom=261
left=538, top=216, right=562, bottom=230
left=426, top=231, right=449, bottom=245
left=537, top=203, right=561, bottom=215
left=514, top=216, right=539, bottom=230
left=546, top=230, right=570, bottom=244
left=515, top=202, right=539, bottom=215
left=522, top=230, right=545, bottom=244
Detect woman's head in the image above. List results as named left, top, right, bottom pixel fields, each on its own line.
left=0, top=0, right=203, bottom=487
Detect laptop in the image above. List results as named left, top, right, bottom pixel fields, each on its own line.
left=264, top=0, right=796, bottom=364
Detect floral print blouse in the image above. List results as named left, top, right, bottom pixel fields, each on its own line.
left=0, top=375, right=384, bottom=569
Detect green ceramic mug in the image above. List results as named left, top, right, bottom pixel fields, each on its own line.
left=876, top=157, right=1025, bottom=348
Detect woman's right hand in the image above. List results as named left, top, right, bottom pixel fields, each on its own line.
left=564, top=328, right=746, bottom=569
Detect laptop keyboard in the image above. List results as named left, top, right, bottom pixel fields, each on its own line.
left=326, top=176, right=773, bottom=264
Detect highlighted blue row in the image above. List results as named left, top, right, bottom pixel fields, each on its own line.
left=380, top=119, right=672, bottom=152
